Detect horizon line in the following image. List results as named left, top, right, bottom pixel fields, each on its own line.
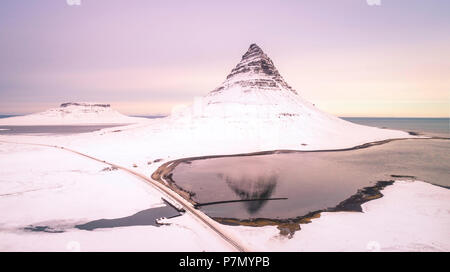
left=0, top=113, right=448, bottom=119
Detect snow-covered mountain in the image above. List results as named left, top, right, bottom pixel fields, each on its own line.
left=167, top=44, right=409, bottom=150
left=0, top=102, right=146, bottom=125
left=2, top=45, right=411, bottom=158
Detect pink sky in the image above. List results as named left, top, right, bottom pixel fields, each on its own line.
left=0, top=0, right=449, bottom=117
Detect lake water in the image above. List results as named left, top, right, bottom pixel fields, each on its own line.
left=24, top=204, right=181, bottom=233
left=170, top=118, right=450, bottom=220
left=75, top=205, right=181, bottom=231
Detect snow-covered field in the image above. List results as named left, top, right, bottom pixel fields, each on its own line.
left=0, top=143, right=231, bottom=251
left=0, top=142, right=448, bottom=252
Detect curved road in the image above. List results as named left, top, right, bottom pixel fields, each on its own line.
left=0, top=140, right=248, bottom=252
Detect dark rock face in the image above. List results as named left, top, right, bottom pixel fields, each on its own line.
left=211, top=44, right=298, bottom=94
left=60, top=102, right=111, bottom=108
left=227, top=44, right=279, bottom=79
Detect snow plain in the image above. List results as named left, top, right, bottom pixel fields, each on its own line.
left=0, top=124, right=448, bottom=252
left=0, top=143, right=231, bottom=251
left=0, top=140, right=448, bottom=251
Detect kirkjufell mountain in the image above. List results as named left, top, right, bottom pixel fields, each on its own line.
left=0, top=102, right=146, bottom=125
left=168, top=43, right=408, bottom=151
left=212, top=43, right=297, bottom=95
left=0, top=44, right=409, bottom=152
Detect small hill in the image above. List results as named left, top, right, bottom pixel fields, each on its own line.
left=0, top=102, right=146, bottom=125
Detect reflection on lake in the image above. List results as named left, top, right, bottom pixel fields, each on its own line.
left=171, top=139, right=450, bottom=220
left=223, top=173, right=278, bottom=214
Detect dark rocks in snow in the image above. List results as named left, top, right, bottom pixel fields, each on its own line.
left=60, top=102, right=111, bottom=108
left=101, top=166, right=118, bottom=172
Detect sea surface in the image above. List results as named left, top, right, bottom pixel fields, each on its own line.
left=343, top=117, right=449, bottom=137
left=171, top=118, right=450, bottom=220
left=0, top=115, right=19, bottom=119
left=0, top=125, right=128, bottom=135
left=0, top=114, right=166, bottom=135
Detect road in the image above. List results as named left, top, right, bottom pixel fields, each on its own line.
left=0, top=139, right=248, bottom=252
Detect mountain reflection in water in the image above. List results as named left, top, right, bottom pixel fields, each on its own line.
left=220, top=173, right=278, bottom=214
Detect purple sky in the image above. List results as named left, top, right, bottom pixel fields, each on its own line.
left=0, top=0, right=449, bottom=117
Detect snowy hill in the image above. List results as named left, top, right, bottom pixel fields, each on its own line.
left=166, top=44, right=410, bottom=151
left=0, top=102, right=146, bottom=125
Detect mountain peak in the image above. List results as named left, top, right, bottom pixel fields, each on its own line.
left=226, top=44, right=278, bottom=80
left=243, top=43, right=265, bottom=58
left=211, top=44, right=297, bottom=95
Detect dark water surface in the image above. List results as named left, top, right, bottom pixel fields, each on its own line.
left=0, top=125, right=127, bottom=135
left=24, top=205, right=181, bottom=233
left=75, top=205, right=180, bottom=230
left=343, top=117, right=449, bottom=137
left=0, top=115, right=19, bottom=119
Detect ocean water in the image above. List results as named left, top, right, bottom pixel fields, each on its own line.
left=132, top=115, right=166, bottom=119
left=171, top=118, right=450, bottom=220
left=343, top=117, right=449, bottom=137
left=0, top=125, right=127, bottom=135
left=0, top=115, right=19, bottom=119
left=0, top=114, right=165, bottom=135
